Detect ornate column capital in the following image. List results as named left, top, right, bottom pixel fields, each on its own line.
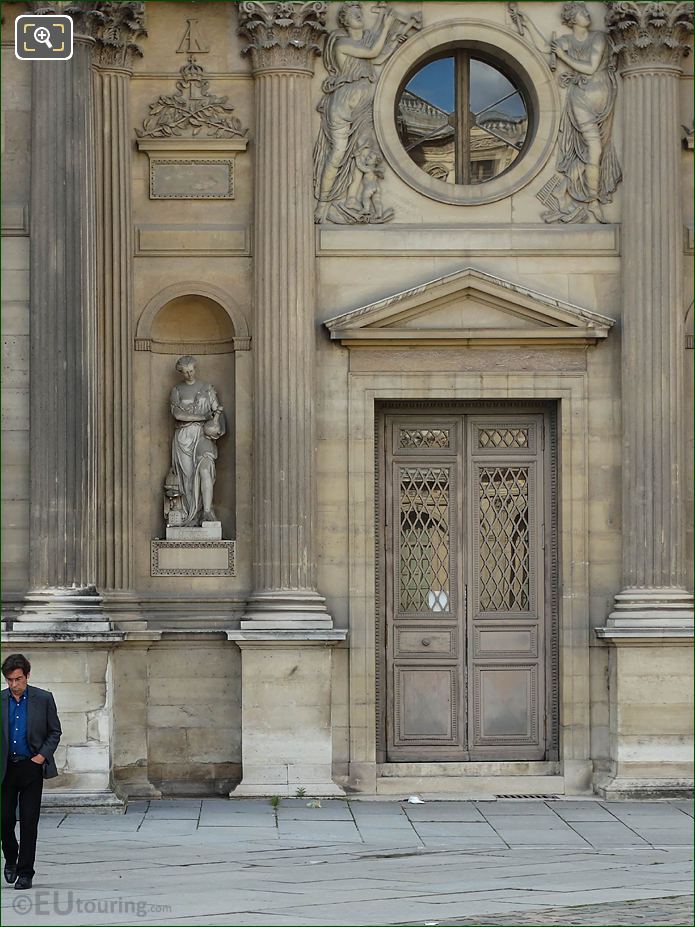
left=30, top=1, right=146, bottom=67
left=606, top=1, right=694, bottom=71
left=237, top=1, right=327, bottom=74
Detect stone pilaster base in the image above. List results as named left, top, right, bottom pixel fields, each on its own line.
left=242, top=591, right=333, bottom=629
left=17, top=586, right=111, bottom=631
left=594, top=627, right=694, bottom=798
left=226, top=630, right=347, bottom=797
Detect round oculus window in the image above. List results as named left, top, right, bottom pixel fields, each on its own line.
left=396, top=51, right=529, bottom=187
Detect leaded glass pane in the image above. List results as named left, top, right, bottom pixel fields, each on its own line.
left=479, top=467, right=530, bottom=611
left=399, top=428, right=450, bottom=449
left=399, top=467, right=451, bottom=613
left=478, top=428, right=529, bottom=449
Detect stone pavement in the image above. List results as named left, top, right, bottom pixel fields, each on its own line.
left=1, top=798, right=692, bottom=926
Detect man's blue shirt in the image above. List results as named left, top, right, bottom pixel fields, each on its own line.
left=9, top=691, right=31, bottom=757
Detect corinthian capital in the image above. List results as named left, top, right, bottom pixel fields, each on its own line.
left=29, top=1, right=146, bottom=66
left=606, top=1, right=694, bottom=70
left=92, top=2, right=146, bottom=70
left=238, top=1, right=327, bottom=73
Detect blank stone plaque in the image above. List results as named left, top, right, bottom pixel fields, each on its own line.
left=150, top=159, right=234, bottom=199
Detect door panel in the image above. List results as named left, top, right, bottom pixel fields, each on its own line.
left=386, top=417, right=466, bottom=761
left=468, top=415, right=545, bottom=759
left=382, top=408, right=551, bottom=763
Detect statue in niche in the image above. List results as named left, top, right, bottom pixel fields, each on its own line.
left=313, top=1, right=421, bottom=224
left=536, top=2, right=622, bottom=223
left=164, top=356, right=226, bottom=528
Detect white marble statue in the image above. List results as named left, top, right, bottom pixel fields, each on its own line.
left=165, top=356, right=225, bottom=528
left=313, top=1, right=421, bottom=224
left=539, top=2, right=622, bottom=223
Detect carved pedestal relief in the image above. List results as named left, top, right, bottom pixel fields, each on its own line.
left=313, top=2, right=421, bottom=224
left=136, top=55, right=248, bottom=200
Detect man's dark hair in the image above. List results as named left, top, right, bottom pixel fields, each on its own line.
left=1, top=653, right=31, bottom=678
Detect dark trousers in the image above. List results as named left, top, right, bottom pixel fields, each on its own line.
left=1, top=759, right=44, bottom=878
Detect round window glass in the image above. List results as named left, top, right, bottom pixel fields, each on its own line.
left=397, top=52, right=529, bottom=186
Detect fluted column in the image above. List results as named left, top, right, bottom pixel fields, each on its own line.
left=21, top=12, right=108, bottom=629
left=92, top=4, right=146, bottom=625
left=604, top=2, right=694, bottom=627
left=238, top=2, right=331, bottom=627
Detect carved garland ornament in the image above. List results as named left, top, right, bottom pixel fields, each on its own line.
left=137, top=56, right=247, bottom=140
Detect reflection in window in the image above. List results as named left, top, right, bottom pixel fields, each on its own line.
left=397, top=52, right=528, bottom=185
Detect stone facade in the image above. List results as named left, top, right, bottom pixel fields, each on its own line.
left=1, top=1, right=692, bottom=802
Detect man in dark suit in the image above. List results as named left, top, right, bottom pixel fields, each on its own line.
left=1, top=653, right=61, bottom=890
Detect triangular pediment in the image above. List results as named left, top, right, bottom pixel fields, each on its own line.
left=324, top=267, right=614, bottom=347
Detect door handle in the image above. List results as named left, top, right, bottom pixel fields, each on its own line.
left=421, top=638, right=431, bottom=647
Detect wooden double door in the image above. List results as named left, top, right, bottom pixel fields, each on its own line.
left=378, top=406, right=558, bottom=762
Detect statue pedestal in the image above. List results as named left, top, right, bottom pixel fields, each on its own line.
left=151, top=526, right=235, bottom=577
left=166, top=522, right=222, bottom=541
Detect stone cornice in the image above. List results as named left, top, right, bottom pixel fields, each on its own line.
left=30, top=1, right=146, bottom=67
left=606, top=1, right=694, bottom=70
left=237, top=1, right=327, bottom=74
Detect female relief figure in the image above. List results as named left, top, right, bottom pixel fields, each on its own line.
left=313, top=2, right=395, bottom=224
left=313, top=2, right=420, bottom=224
left=541, top=2, right=622, bottom=223
left=166, top=356, right=225, bottom=528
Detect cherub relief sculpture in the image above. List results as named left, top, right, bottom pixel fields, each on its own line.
left=164, top=356, right=226, bottom=528
left=529, top=2, right=623, bottom=223
left=313, top=2, right=421, bottom=224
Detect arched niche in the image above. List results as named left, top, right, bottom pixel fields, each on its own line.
left=134, top=284, right=249, bottom=577
left=135, top=281, right=250, bottom=354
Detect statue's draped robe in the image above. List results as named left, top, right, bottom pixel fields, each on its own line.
left=170, top=382, right=224, bottom=526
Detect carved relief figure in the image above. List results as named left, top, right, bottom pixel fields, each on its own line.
left=538, top=2, right=622, bottom=223
left=165, top=356, right=225, bottom=528
left=313, top=1, right=421, bottom=224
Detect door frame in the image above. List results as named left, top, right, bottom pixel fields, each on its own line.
left=376, top=402, right=559, bottom=764
left=344, top=371, right=591, bottom=793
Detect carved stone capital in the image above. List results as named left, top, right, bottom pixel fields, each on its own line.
left=29, top=1, right=146, bottom=67
left=606, top=1, right=694, bottom=71
left=92, top=2, right=146, bottom=70
left=237, top=1, right=327, bottom=74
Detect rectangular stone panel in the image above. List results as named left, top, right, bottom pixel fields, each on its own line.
left=135, top=225, right=248, bottom=255
left=149, top=159, right=234, bottom=199
left=151, top=539, right=236, bottom=576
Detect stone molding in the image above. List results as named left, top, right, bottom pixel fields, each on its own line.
left=324, top=267, right=615, bottom=347
left=606, top=1, right=694, bottom=71
left=237, top=1, right=327, bottom=74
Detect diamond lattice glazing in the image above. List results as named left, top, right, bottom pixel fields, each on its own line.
left=478, top=466, right=530, bottom=611
left=478, top=428, right=529, bottom=448
left=399, top=467, right=451, bottom=613
left=399, top=428, right=450, bottom=449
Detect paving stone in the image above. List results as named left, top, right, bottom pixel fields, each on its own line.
left=1, top=800, right=691, bottom=927
left=410, top=894, right=694, bottom=926
left=567, top=821, right=652, bottom=847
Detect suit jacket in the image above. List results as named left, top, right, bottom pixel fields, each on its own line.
left=1, top=685, right=62, bottom=781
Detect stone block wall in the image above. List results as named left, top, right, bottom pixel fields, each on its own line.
left=144, top=641, right=241, bottom=795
